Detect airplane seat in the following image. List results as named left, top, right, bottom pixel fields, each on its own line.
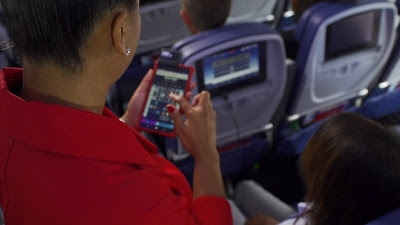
left=359, top=1, right=400, bottom=122
left=175, top=135, right=270, bottom=181
left=358, top=86, right=400, bottom=120
left=276, top=106, right=360, bottom=156
left=106, top=0, right=288, bottom=116
left=275, top=0, right=397, bottom=156
left=167, top=23, right=287, bottom=179
left=365, top=207, right=400, bottom=225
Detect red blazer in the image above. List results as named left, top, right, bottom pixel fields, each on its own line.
left=0, top=68, right=232, bottom=225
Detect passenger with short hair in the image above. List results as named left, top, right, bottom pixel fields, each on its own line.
left=180, top=0, right=232, bottom=34
left=0, top=0, right=232, bottom=224
left=242, top=113, right=400, bottom=225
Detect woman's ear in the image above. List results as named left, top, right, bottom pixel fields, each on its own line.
left=111, top=12, right=130, bottom=56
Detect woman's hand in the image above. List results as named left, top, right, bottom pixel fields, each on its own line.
left=169, top=91, right=225, bottom=199
left=246, top=214, right=279, bottom=225
left=121, top=69, right=194, bottom=129
left=168, top=91, right=218, bottom=161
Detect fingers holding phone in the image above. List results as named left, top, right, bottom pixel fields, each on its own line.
left=137, top=61, right=194, bottom=137
left=168, top=91, right=218, bottom=161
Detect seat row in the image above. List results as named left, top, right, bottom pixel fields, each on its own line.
left=109, top=0, right=400, bottom=180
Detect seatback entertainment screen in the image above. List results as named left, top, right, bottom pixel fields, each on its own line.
left=196, top=42, right=267, bottom=96
left=325, top=10, right=380, bottom=61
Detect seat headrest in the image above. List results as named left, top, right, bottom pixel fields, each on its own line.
left=173, top=24, right=246, bottom=50
left=173, top=22, right=277, bottom=61
left=295, top=2, right=332, bottom=42
left=295, top=0, right=389, bottom=42
left=173, top=23, right=275, bottom=51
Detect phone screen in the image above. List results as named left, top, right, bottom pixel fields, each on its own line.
left=140, top=64, right=190, bottom=134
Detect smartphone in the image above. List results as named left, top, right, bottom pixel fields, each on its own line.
left=138, top=61, right=194, bottom=137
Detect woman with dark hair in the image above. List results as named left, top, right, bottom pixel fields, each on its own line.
left=0, top=0, right=231, bottom=224
left=243, top=113, right=400, bottom=225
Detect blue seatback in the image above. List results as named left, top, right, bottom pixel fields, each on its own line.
left=289, top=0, right=396, bottom=117
left=167, top=23, right=287, bottom=177
left=275, top=105, right=359, bottom=156
left=377, top=34, right=400, bottom=89
left=372, top=0, right=400, bottom=91
left=358, top=1, right=400, bottom=120
left=275, top=0, right=397, bottom=156
left=294, top=2, right=332, bottom=43
left=173, top=23, right=287, bottom=147
left=366, top=208, right=400, bottom=225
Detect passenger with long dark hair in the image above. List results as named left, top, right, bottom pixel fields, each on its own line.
left=243, top=113, right=400, bottom=225
left=0, top=0, right=232, bottom=224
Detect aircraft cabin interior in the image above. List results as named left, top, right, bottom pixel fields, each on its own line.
left=1, top=0, right=400, bottom=224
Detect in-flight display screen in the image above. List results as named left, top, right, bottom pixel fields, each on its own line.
left=325, top=10, right=380, bottom=61
left=196, top=42, right=267, bottom=96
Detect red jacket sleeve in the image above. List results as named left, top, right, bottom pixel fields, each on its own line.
left=135, top=194, right=232, bottom=225
left=192, top=196, right=233, bottom=225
